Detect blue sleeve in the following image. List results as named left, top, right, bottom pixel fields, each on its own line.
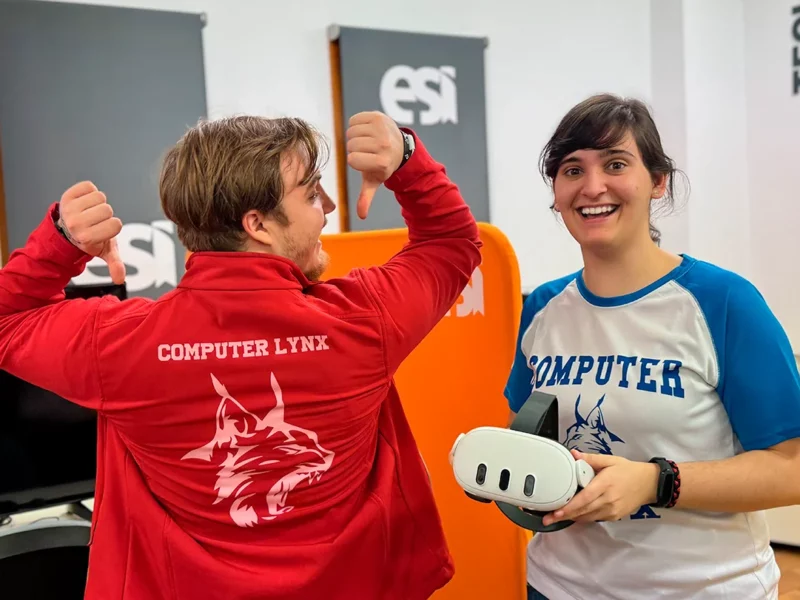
left=504, top=274, right=576, bottom=413
left=504, top=296, right=537, bottom=414
left=687, top=269, right=800, bottom=451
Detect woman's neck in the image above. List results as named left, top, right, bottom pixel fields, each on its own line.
left=581, top=237, right=683, bottom=299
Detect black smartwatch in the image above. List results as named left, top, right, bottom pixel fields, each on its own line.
left=398, top=130, right=415, bottom=169
left=648, top=457, right=681, bottom=508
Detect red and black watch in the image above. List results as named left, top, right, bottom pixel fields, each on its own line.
left=649, top=457, right=681, bottom=508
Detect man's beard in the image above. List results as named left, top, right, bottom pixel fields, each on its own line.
left=303, top=248, right=330, bottom=282
left=280, top=232, right=329, bottom=282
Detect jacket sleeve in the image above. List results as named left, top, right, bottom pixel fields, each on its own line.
left=0, top=203, right=113, bottom=411
left=354, top=130, right=483, bottom=376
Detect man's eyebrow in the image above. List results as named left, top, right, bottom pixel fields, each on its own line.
left=305, top=172, right=322, bottom=187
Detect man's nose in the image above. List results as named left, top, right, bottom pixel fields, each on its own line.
left=317, top=183, right=336, bottom=215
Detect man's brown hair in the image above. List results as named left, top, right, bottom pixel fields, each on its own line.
left=159, top=115, right=329, bottom=252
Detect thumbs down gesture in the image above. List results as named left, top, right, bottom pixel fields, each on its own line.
left=345, top=111, right=405, bottom=220
left=57, top=181, right=126, bottom=284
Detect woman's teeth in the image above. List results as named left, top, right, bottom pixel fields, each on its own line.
left=580, top=205, right=618, bottom=217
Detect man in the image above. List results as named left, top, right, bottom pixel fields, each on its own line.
left=0, top=111, right=482, bottom=599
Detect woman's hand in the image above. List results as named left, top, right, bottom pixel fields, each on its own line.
left=542, top=449, right=660, bottom=526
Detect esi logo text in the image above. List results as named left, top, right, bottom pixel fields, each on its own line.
left=380, top=65, right=458, bottom=126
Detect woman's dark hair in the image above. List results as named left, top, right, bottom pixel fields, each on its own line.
left=538, top=93, right=687, bottom=245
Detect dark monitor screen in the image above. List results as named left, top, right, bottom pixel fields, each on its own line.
left=0, top=283, right=126, bottom=517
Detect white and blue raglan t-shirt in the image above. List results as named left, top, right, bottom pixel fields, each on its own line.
left=505, top=254, right=800, bottom=600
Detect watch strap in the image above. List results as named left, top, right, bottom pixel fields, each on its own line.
left=649, top=457, right=680, bottom=508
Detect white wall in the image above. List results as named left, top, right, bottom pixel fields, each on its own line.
left=744, top=0, right=800, bottom=349
left=648, top=0, right=690, bottom=256
left=674, top=0, right=800, bottom=348
left=682, top=0, right=753, bottom=281
left=671, top=0, right=800, bottom=348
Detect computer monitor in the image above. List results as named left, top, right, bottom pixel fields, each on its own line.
left=0, top=283, right=126, bottom=518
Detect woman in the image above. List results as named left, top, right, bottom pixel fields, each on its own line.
left=504, top=93, right=800, bottom=600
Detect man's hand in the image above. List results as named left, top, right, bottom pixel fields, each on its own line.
left=58, top=181, right=126, bottom=284
left=345, top=111, right=404, bottom=220
left=541, top=449, right=660, bottom=526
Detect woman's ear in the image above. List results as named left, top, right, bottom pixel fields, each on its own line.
left=651, top=173, right=668, bottom=199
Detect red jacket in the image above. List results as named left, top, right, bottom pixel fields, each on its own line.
left=0, top=132, right=482, bottom=600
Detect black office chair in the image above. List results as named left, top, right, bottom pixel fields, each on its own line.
left=0, top=518, right=90, bottom=599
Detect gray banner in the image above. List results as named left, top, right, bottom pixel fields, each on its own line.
left=332, top=25, right=490, bottom=231
left=0, top=0, right=207, bottom=299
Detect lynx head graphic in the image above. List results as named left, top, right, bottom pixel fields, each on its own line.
left=563, top=394, right=624, bottom=455
left=182, top=373, right=335, bottom=527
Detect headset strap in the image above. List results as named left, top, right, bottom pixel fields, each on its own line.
left=509, top=390, right=559, bottom=440
left=496, top=391, right=573, bottom=533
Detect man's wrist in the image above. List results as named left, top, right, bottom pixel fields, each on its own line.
left=43, top=202, right=93, bottom=267
left=383, top=129, right=428, bottom=193
left=52, top=205, right=78, bottom=248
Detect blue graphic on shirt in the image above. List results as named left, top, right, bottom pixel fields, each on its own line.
left=563, top=394, right=624, bottom=455
left=562, top=394, right=660, bottom=520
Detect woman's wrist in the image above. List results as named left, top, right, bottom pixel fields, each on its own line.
left=642, top=461, right=660, bottom=505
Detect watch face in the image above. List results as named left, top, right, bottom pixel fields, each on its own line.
left=660, top=468, right=675, bottom=506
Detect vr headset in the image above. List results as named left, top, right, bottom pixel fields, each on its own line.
left=449, top=391, right=594, bottom=533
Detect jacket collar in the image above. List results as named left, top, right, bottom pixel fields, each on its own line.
left=178, top=251, right=313, bottom=291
